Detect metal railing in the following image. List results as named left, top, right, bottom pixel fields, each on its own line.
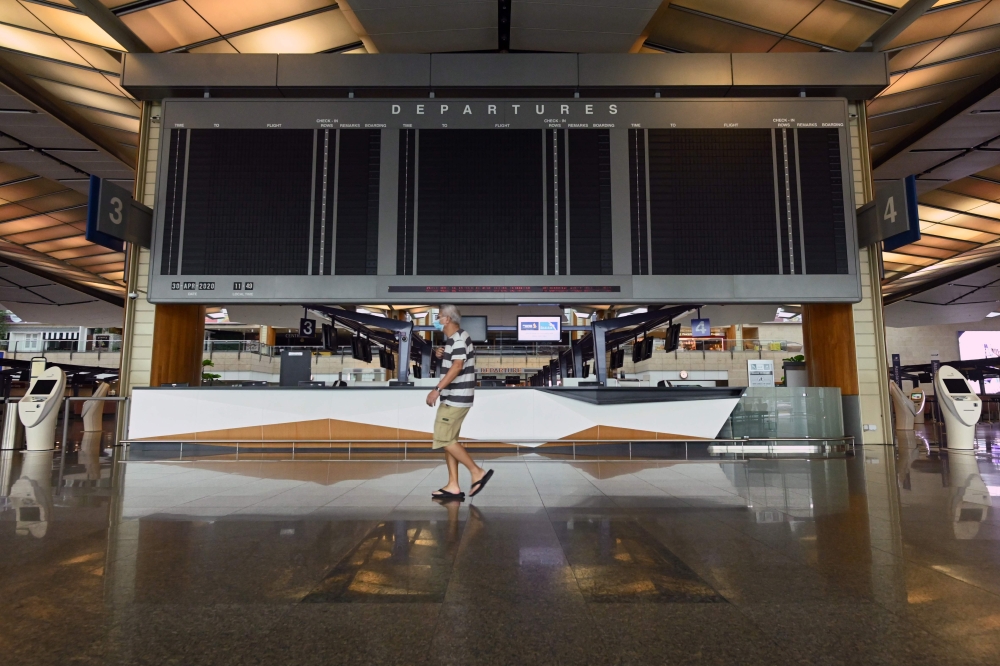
left=0, top=338, right=122, bottom=354
left=121, top=435, right=854, bottom=462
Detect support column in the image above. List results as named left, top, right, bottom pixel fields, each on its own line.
left=803, top=303, right=861, bottom=443
left=150, top=304, right=205, bottom=386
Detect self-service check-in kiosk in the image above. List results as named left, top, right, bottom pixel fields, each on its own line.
left=889, top=382, right=925, bottom=430
left=935, top=365, right=982, bottom=450
left=18, top=366, right=65, bottom=451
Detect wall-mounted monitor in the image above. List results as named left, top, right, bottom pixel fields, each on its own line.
left=462, top=315, right=488, bottom=343
left=518, top=315, right=561, bottom=342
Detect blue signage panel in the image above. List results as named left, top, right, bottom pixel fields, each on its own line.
left=883, top=176, right=920, bottom=252
left=85, top=176, right=124, bottom=252
left=691, top=319, right=711, bottom=337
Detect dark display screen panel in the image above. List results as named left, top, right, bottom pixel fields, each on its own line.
left=943, top=378, right=972, bottom=394
left=30, top=380, right=57, bottom=395
left=150, top=98, right=859, bottom=305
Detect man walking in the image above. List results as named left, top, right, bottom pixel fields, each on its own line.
left=426, top=304, right=493, bottom=500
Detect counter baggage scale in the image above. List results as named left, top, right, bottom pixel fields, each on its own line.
left=934, top=366, right=981, bottom=450
left=18, top=366, right=66, bottom=451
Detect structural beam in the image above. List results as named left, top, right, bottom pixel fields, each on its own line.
left=70, top=0, right=152, bottom=54
left=857, top=0, right=937, bottom=53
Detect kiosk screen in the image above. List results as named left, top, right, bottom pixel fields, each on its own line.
left=943, top=379, right=972, bottom=394
left=911, top=393, right=922, bottom=400
left=30, top=380, right=56, bottom=395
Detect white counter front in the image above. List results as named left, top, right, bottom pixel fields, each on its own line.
left=128, top=386, right=745, bottom=445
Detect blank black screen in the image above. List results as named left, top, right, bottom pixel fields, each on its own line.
left=648, top=129, right=779, bottom=275
left=30, top=380, right=56, bottom=395
left=417, top=130, right=543, bottom=275
left=179, top=129, right=314, bottom=275
left=797, top=128, right=848, bottom=274
left=943, top=379, right=972, bottom=394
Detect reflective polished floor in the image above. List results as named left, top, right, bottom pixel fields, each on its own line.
left=3, top=429, right=1000, bottom=665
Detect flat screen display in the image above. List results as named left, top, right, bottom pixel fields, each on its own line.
left=30, top=380, right=56, bottom=395
left=911, top=393, right=921, bottom=400
left=518, top=316, right=561, bottom=342
left=462, top=316, right=488, bottom=343
left=943, top=378, right=972, bottom=394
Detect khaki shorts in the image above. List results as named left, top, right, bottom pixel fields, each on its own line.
left=432, top=404, right=471, bottom=449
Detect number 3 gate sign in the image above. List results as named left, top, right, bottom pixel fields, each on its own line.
left=86, top=176, right=153, bottom=251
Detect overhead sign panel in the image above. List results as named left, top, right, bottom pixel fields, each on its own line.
left=149, top=98, right=860, bottom=305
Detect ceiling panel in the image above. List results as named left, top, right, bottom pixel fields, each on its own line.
left=19, top=2, right=124, bottom=50
left=911, top=234, right=977, bottom=251
left=5, top=223, right=80, bottom=244
left=646, top=7, right=780, bottom=52
left=670, top=0, right=822, bottom=35
left=888, top=41, right=944, bottom=72
left=187, top=39, right=237, bottom=54
left=227, top=9, right=357, bottom=54
left=512, top=0, right=666, bottom=52
left=0, top=22, right=92, bottom=66
left=350, top=0, right=495, bottom=53
left=944, top=175, right=1000, bottom=199
left=185, top=0, right=336, bottom=36
left=1, top=51, right=128, bottom=96
left=33, top=78, right=140, bottom=117
left=788, top=0, right=887, bottom=51
left=0, top=177, right=65, bottom=203
left=915, top=24, right=1000, bottom=69
left=885, top=1, right=988, bottom=49
left=0, top=213, right=62, bottom=235
left=120, top=2, right=218, bottom=52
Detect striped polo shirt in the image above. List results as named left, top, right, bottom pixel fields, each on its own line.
left=441, top=328, right=476, bottom=407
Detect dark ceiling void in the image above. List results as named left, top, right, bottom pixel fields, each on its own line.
left=499, top=0, right=511, bottom=52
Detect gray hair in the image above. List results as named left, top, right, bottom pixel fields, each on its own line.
left=439, top=304, right=461, bottom=324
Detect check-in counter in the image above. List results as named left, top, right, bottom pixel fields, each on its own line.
left=127, top=385, right=746, bottom=447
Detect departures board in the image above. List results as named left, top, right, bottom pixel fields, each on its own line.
left=149, top=98, right=860, bottom=304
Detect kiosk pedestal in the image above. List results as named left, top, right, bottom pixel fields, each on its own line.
left=934, top=366, right=981, bottom=450
left=82, top=382, right=110, bottom=432
left=18, top=367, right=66, bottom=451
left=889, top=382, right=924, bottom=430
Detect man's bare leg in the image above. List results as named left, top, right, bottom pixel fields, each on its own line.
left=442, top=442, right=486, bottom=489
left=435, top=448, right=461, bottom=495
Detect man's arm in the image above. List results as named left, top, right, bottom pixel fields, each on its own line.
left=426, top=359, right=463, bottom=406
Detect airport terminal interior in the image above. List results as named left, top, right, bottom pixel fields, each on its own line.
left=7, top=1, right=1000, bottom=664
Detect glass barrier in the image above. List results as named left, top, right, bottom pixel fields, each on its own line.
left=725, top=387, right=844, bottom=439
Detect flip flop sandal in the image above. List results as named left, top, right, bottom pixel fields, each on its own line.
left=469, top=469, right=494, bottom=497
left=431, top=488, right=465, bottom=499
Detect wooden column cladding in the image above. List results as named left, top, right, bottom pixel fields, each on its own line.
left=802, top=303, right=858, bottom=396
left=150, top=304, right=206, bottom=387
